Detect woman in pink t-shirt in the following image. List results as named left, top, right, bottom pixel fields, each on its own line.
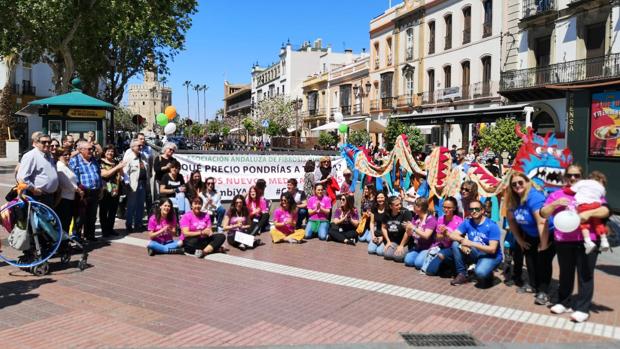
left=179, top=196, right=227, bottom=258
left=146, top=198, right=183, bottom=256
left=304, top=183, right=332, bottom=240
left=246, top=185, right=270, bottom=235
left=223, top=194, right=262, bottom=251
left=271, top=192, right=306, bottom=243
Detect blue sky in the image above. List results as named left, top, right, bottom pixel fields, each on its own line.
left=130, top=0, right=401, bottom=123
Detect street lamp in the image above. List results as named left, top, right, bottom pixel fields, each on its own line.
left=293, top=98, right=303, bottom=144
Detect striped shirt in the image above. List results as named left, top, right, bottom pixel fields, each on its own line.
left=69, top=154, right=102, bottom=190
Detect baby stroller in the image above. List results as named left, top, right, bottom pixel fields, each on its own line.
left=0, top=192, right=88, bottom=276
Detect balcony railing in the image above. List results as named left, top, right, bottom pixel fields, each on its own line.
left=463, top=29, right=471, bottom=44
left=340, top=105, right=351, bottom=116
left=226, top=99, right=251, bottom=112
left=370, top=100, right=380, bottom=112
left=482, top=22, right=492, bottom=37
left=302, top=108, right=326, bottom=117
left=500, top=53, right=620, bottom=91
left=381, top=97, right=395, bottom=110
left=22, top=82, right=35, bottom=95
left=522, top=0, right=555, bottom=20
left=421, top=81, right=499, bottom=104
left=444, top=35, right=452, bottom=50
left=396, top=95, right=421, bottom=108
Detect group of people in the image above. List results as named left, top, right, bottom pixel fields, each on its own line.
left=14, top=132, right=612, bottom=324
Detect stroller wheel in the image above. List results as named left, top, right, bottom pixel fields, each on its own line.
left=60, top=252, right=71, bottom=264
left=31, top=262, right=50, bottom=276
left=78, top=259, right=87, bottom=271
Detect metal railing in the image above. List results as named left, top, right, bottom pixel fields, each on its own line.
left=396, top=95, right=421, bottom=108
left=340, top=105, right=351, bottom=115
left=370, top=100, right=380, bottom=112
left=463, top=29, right=471, bottom=44
left=420, top=81, right=498, bottom=104
left=226, top=99, right=251, bottom=112
left=500, top=53, right=620, bottom=91
left=22, top=84, right=36, bottom=96
left=444, top=35, right=452, bottom=50
left=522, top=0, right=555, bottom=19
left=483, top=22, right=492, bottom=37
left=381, top=97, right=395, bottom=110
left=302, top=108, right=326, bottom=117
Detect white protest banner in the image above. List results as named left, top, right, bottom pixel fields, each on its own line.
left=174, top=153, right=345, bottom=201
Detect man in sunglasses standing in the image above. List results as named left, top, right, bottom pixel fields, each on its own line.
left=17, top=133, right=59, bottom=207
left=443, top=200, right=502, bottom=287
left=69, top=140, right=103, bottom=241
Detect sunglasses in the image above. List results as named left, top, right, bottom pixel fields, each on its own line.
left=566, top=173, right=581, bottom=179
left=460, top=187, right=471, bottom=193
left=40, top=140, right=51, bottom=145
left=235, top=200, right=243, bottom=204
left=281, top=199, right=289, bottom=203
left=469, top=207, right=482, bottom=212
left=207, top=182, right=214, bottom=185
left=50, top=144, right=58, bottom=148
left=511, top=180, right=525, bottom=188
left=442, top=206, right=455, bottom=210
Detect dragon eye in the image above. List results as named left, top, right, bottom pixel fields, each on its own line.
left=547, top=147, right=555, bottom=155
left=535, top=147, right=543, bottom=154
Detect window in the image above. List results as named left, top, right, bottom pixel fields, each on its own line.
left=380, top=72, right=394, bottom=109
left=404, top=69, right=415, bottom=96
left=340, top=85, right=352, bottom=115
left=463, top=7, right=471, bottom=44
left=374, top=42, right=380, bottom=69
left=308, top=92, right=318, bottom=115
left=427, top=70, right=435, bottom=103
left=461, top=61, right=470, bottom=99
left=387, top=38, right=393, bottom=66
left=443, top=66, right=451, bottom=88
left=444, top=14, right=452, bottom=50
left=483, top=0, right=492, bottom=38
left=428, top=22, right=435, bottom=54
left=481, top=56, right=491, bottom=96
left=406, top=28, right=414, bottom=60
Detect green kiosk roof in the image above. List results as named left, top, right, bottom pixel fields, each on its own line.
left=29, top=78, right=114, bottom=109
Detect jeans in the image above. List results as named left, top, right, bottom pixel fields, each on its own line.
left=421, top=248, right=449, bottom=276
left=368, top=240, right=383, bottom=254
left=296, top=208, right=308, bottom=229
left=305, top=221, right=329, bottom=240
left=99, top=191, right=119, bottom=234
left=383, top=242, right=408, bottom=263
left=404, top=249, right=426, bottom=268
left=126, top=182, right=146, bottom=228
left=358, top=229, right=372, bottom=243
left=147, top=240, right=181, bottom=254
left=210, top=206, right=226, bottom=228
left=442, top=241, right=500, bottom=280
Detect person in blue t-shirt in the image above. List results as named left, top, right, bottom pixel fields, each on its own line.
left=507, top=171, right=551, bottom=306
left=441, top=200, right=502, bottom=287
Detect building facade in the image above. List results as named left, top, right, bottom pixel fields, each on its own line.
left=127, top=69, right=172, bottom=131
left=223, top=81, right=251, bottom=130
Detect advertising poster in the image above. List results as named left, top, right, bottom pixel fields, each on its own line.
left=590, top=92, right=620, bottom=157
left=175, top=153, right=345, bottom=201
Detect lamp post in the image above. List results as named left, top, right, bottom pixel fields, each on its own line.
left=202, top=85, right=209, bottom=122
left=293, top=98, right=303, bottom=147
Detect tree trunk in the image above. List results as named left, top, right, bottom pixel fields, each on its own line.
left=0, top=54, right=18, bottom=157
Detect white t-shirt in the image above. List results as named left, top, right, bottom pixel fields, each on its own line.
left=404, top=187, right=418, bottom=211
left=571, top=179, right=605, bottom=205
left=57, top=161, right=78, bottom=200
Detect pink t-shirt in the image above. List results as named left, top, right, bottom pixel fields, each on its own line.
left=545, top=188, right=606, bottom=242
left=273, top=207, right=296, bottom=235
left=247, top=197, right=268, bottom=217
left=147, top=215, right=177, bottom=244
left=226, top=214, right=248, bottom=235
left=307, top=195, right=332, bottom=221
left=435, top=215, right=464, bottom=248
left=179, top=211, right=212, bottom=241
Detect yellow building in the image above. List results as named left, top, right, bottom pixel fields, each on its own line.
left=301, top=72, right=329, bottom=131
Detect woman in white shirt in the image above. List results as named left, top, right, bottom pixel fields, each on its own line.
left=55, top=147, right=83, bottom=234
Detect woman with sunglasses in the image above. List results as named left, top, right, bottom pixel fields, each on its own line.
left=368, top=192, right=387, bottom=254
left=201, top=176, right=226, bottom=229
left=146, top=198, right=183, bottom=255
left=271, top=192, right=306, bottom=243
left=541, top=165, right=610, bottom=323
left=506, top=172, right=551, bottom=304
left=50, top=139, right=61, bottom=157
left=55, top=146, right=81, bottom=234
left=404, top=197, right=437, bottom=268
left=223, top=194, right=258, bottom=250
left=328, top=195, right=360, bottom=245
left=457, top=181, right=480, bottom=218
left=99, top=144, right=125, bottom=236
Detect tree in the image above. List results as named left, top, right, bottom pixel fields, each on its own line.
left=242, top=117, right=257, bottom=136
left=318, top=131, right=338, bottom=149
left=348, top=129, right=371, bottom=147
left=114, top=107, right=137, bottom=132
left=404, top=126, right=425, bottom=153
left=207, top=120, right=222, bottom=134
left=254, top=95, right=295, bottom=136
left=384, top=119, right=426, bottom=153
left=478, top=118, right=525, bottom=157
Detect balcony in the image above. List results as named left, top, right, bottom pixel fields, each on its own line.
left=500, top=53, right=620, bottom=92
left=370, top=100, right=380, bottom=113
left=522, top=0, right=555, bottom=20
left=444, top=36, right=452, bottom=50
left=226, top=99, right=251, bottom=113
left=396, top=95, right=421, bottom=108
left=482, top=22, right=492, bottom=38
left=420, top=81, right=499, bottom=105
left=422, top=91, right=435, bottom=104
left=303, top=108, right=326, bottom=117
left=463, top=29, right=471, bottom=44
left=340, top=105, right=351, bottom=116
left=381, top=97, right=395, bottom=110
left=22, top=84, right=36, bottom=96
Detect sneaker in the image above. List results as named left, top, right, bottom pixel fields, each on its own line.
left=345, top=239, right=356, bottom=246
left=584, top=240, right=597, bottom=254
left=147, top=247, right=155, bottom=256
left=238, top=244, right=247, bottom=251
left=550, top=304, right=573, bottom=314
left=535, top=292, right=549, bottom=305
left=287, top=239, right=300, bottom=244
left=571, top=311, right=589, bottom=323
left=194, top=250, right=205, bottom=258
left=168, top=247, right=184, bottom=255
left=450, top=273, right=468, bottom=286
left=601, top=236, right=610, bottom=252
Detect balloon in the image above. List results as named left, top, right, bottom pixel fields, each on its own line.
left=165, top=106, right=177, bottom=120
left=156, top=113, right=168, bottom=127
left=334, top=112, right=344, bottom=123
left=554, top=210, right=580, bottom=233
left=338, top=123, right=348, bottom=134
left=164, top=122, right=177, bottom=135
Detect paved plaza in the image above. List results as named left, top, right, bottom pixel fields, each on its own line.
left=1, top=215, right=620, bottom=348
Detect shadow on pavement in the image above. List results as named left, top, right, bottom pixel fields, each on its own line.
left=596, top=264, right=620, bottom=277
left=0, top=278, right=55, bottom=310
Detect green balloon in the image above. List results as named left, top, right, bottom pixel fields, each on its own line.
left=156, top=113, right=168, bottom=127
left=338, top=123, right=348, bottom=134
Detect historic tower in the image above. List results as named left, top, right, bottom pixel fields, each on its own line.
left=127, top=68, right=172, bottom=131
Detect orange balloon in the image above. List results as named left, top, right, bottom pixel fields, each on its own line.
left=165, top=106, right=177, bottom=120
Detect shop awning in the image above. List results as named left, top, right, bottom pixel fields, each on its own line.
left=392, top=103, right=530, bottom=125
left=347, top=118, right=387, bottom=133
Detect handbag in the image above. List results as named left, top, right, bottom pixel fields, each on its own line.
left=8, top=202, right=31, bottom=251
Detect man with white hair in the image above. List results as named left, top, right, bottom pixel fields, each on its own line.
left=69, top=140, right=102, bottom=241
left=123, top=139, right=150, bottom=232
left=16, top=133, right=59, bottom=207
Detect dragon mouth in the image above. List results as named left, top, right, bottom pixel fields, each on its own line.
left=527, top=166, right=565, bottom=187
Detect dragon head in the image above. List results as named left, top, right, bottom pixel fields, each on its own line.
left=513, top=125, right=573, bottom=193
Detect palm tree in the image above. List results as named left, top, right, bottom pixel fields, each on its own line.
left=201, top=85, right=208, bottom=122
left=194, top=84, right=201, bottom=124
left=183, top=80, right=191, bottom=119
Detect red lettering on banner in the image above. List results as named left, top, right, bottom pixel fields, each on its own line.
left=269, top=178, right=288, bottom=185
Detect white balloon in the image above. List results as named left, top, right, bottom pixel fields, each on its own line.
left=164, top=122, right=177, bottom=135
left=554, top=210, right=580, bottom=233
left=333, top=112, right=344, bottom=123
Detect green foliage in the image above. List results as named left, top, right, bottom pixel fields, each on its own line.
left=266, top=122, right=285, bottom=137
left=348, top=129, right=371, bottom=147
left=477, top=118, right=525, bottom=156
left=114, top=107, right=137, bottom=132
left=242, top=117, right=257, bottom=135
left=254, top=96, right=295, bottom=136
left=185, top=123, right=206, bottom=138
left=222, top=126, right=231, bottom=137
left=384, top=119, right=425, bottom=153
left=318, top=132, right=338, bottom=149
left=207, top=120, right=222, bottom=134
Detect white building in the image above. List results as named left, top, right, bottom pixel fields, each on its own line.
left=127, top=69, right=172, bottom=131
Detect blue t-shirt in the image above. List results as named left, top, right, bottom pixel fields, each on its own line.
left=511, top=188, right=545, bottom=238
left=457, top=217, right=502, bottom=261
